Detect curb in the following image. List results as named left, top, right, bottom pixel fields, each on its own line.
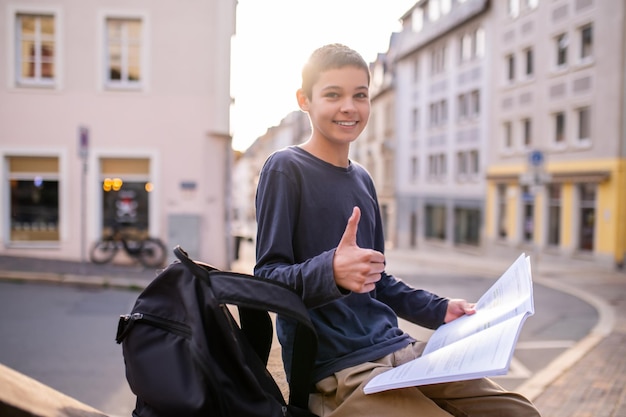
left=515, top=275, right=615, bottom=401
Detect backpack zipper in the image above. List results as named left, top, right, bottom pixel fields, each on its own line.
left=117, top=312, right=191, bottom=343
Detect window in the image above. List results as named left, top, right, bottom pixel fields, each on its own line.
left=15, top=13, right=56, bottom=86
left=412, top=7, right=424, bottom=32
left=413, top=57, right=420, bottom=82
left=577, top=106, right=591, bottom=142
left=525, top=0, right=538, bottom=10
left=458, top=94, right=468, bottom=120
left=428, top=153, right=446, bottom=178
left=555, top=112, right=566, bottom=143
left=429, top=100, right=447, bottom=127
left=506, top=54, right=515, bottom=82
left=504, top=121, right=513, bottom=149
left=440, top=0, right=451, bottom=15
left=580, top=24, right=593, bottom=61
left=470, top=90, right=480, bottom=117
left=522, top=118, right=532, bottom=147
left=469, top=150, right=479, bottom=175
left=8, top=156, right=60, bottom=242
left=556, top=34, right=568, bottom=67
left=411, top=156, right=418, bottom=182
left=105, top=18, right=143, bottom=88
left=508, top=0, right=520, bottom=18
left=524, top=48, right=534, bottom=77
left=431, top=44, right=447, bottom=75
left=457, top=152, right=467, bottom=176
left=412, top=108, right=419, bottom=131
left=429, top=0, right=441, bottom=22
left=461, top=34, right=472, bottom=62
left=438, top=153, right=447, bottom=176
left=475, top=27, right=485, bottom=58
left=440, top=100, right=448, bottom=125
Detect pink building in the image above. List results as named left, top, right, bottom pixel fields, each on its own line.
left=1, top=0, right=237, bottom=268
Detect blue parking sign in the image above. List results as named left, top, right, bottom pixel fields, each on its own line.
left=529, top=150, right=544, bottom=167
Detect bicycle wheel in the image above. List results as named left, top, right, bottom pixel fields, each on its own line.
left=138, top=237, right=167, bottom=268
left=90, top=238, right=119, bottom=264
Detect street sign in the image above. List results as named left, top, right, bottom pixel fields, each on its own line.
left=78, top=125, right=89, bottom=159
left=528, top=150, right=544, bottom=167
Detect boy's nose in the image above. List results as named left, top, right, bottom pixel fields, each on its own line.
left=340, top=98, right=356, bottom=112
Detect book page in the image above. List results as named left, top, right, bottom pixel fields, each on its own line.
left=364, top=313, right=528, bottom=394
left=422, top=254, right=533, bottom=355
left=363, top=254, right=534, bottom=394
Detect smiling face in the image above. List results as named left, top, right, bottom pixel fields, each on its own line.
left=297, top=65, right=370, bottom=153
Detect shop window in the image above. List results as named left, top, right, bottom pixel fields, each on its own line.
left=497, top=184, right=508, bottom=239
left=8, top=156, right=60, bottom=242
left=99, top=157, right=151, bottom=236
left=425, top=204, right=446, bottom=240
left=522, top=185, right=534, bottom=242
left=578, top=183, right=596, bottom=251
left=547, top=184, right=561, bottom=246
left=454, top=207, right=480, bottom=245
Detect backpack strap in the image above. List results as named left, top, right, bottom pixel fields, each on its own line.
left=204, top=270, right=317, bottom=410
left=173, top=246, right=317, bottom=411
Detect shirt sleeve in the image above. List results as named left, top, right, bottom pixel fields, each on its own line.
left=374, top=271, right=449, bottom=330
left=254, top=165, right=345, bottom=308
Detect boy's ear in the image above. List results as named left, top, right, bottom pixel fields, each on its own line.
left=296, top=89, right=310, bottom=111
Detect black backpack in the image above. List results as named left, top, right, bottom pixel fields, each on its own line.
left=115, top=246, right=318, bottom=417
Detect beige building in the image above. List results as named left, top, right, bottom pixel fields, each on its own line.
left=1, top=0, right=237, bottom=268
left=486, top=0, right=626, bottom=267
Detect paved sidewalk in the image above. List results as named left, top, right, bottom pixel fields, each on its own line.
left=1, top=245, right=625, bottom=417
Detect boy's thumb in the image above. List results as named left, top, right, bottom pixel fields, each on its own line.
left=338, top=207, right=360, bottom=248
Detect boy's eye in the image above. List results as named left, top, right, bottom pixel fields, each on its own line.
left=355, top=92, right=369, bottom=99
left=325, top=92, right=340, bottom=98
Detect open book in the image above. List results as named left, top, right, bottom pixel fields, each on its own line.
left=364, top=253, right=534, bottom=394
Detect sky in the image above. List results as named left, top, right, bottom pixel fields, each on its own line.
left=230, top=0, right=416, bottom=151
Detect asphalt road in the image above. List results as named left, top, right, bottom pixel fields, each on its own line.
left=0, top=273, right=597, bottom=416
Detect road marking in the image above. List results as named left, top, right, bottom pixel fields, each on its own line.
left=516, top=340, right=576, bottom=349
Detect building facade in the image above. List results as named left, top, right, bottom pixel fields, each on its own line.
left=1, top=0, right=237, bottom=268
left=351, top=40, right=399, bottom=249
left=486, top=0, right=626, bottom=267
left=231, top=110, right=311, bottom=249
left=393, top=0, right=491, bottom=250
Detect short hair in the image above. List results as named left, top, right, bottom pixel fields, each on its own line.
left=301, top=43, right=370, bottom=99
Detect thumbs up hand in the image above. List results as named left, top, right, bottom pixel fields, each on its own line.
left=333, top=207, right=386, bottom=293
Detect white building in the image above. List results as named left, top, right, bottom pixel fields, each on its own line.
left=0, top=0, right=237, bottom=268
left=393, top=0, right=491, bottom=249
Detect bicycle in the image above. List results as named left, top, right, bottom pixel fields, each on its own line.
left=90, top=223, right=167, bottom=268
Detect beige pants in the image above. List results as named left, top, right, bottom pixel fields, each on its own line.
left=309, top=343, right=541, bottom=417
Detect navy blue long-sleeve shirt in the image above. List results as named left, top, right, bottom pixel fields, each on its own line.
left=254, top=146, right=448, bottom=383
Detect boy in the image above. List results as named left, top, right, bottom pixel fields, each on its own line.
left=254, top=43, right=540, bottom=416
